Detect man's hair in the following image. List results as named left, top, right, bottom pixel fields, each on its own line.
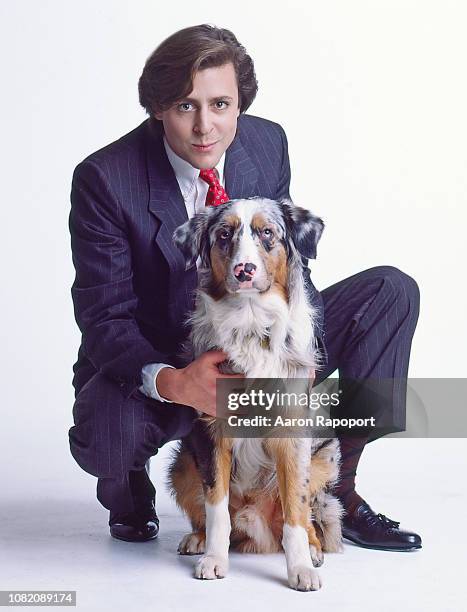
left=138, top=24, right=258, bottom=115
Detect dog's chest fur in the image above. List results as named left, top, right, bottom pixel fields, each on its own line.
left=189, top=286, right=317, bottom=378
left=188, top=284, right=318, bottom=495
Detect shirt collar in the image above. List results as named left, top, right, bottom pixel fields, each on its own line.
left=163, top=136, right=226, bottom=198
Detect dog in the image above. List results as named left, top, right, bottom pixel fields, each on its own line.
left=167, top=197, right=343, bottom=591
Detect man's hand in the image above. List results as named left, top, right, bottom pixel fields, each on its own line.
left=156, top=350, right=244, bottom=417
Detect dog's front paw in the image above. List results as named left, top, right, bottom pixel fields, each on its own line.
left=288, top=565, right=322, bottom=591
left=195, top=555, right=229, bottom=580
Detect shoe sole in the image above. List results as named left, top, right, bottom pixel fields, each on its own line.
left=110, top=534, right=157, bottom=542
left=343, top=535, right=422, bottom=552
left=110, top=531, right=159, bottom=543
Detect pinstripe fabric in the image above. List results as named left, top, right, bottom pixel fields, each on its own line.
left=70, top=371, right=196, bottom=512
left=68, top=116, right=419, bottom=513
left=314, top=265, right=420, bottom=437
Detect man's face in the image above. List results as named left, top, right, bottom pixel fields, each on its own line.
left=154, top=62, right=240, bottom=169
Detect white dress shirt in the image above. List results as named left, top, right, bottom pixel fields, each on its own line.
left=139, top=136, right=226, bottom=402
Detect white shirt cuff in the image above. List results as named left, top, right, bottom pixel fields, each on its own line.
left=139, top=363, right=175, bottom=402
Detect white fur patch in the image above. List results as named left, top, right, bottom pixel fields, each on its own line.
left=204, top=495, right=231, bottom=559
left=195, top=496, right=231, bottom=580
left=190, top=288, right=315, bottom=378
left=230, top=438, right=275, bottom=495
left=282, top=524, right=312, bottom=566
left=234, top=204, right=266, bottom=283
left=282, top=524, right=321, bottom=591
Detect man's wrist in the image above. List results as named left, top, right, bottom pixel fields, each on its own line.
left=157, top=366, right=183, bottom=404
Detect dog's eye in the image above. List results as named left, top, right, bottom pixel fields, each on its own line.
left=262, top=228, right=273, bottom=238
left=220, top=229, right=232, bottom=240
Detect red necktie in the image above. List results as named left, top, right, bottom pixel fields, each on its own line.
left=199, top=168, right=230, bottom=207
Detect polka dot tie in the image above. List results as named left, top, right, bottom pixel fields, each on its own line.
left=199, top=168, right=230, bottom=207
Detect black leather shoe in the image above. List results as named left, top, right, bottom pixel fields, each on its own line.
left=342, top=502, right=422, bottom=551
left=109, top=500, right=159, bottom=542
left=109, top=469, right=159, bottom=542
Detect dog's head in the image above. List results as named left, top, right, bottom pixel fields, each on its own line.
left=173, top=197, right=324, bottom=299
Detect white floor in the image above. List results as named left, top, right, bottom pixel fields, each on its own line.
left=0, top=439, right=464, bottom=612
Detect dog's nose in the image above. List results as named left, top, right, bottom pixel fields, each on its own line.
left=234, top=262, right=257, bottom=281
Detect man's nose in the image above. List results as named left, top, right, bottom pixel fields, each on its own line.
left=193, top=108, right=213, bottom=135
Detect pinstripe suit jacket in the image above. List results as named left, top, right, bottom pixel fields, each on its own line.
left=70, top=115, right=325, bottom=399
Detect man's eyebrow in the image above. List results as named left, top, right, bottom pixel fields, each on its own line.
left=179, top=96, right=235, bottom=103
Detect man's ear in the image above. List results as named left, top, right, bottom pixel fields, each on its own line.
left=173, top=209, right=211, bottom=270
left=153, top=105, right=163, bottom=120
left=279, top=198, right=324, bottom=259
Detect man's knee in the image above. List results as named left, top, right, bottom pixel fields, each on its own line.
left=69, top=418, right=98, bottom=477
left=69, top=372, right=156, bottom=479
left=69, top=371, right=197, bottom=479
left=369, top=265, right=420, bottom=313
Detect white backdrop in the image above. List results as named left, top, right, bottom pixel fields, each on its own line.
left=0, top=2, right=466, bottom=607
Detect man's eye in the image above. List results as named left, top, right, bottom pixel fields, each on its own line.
left=215, top=101, right=229, bottom=109
left=178, top=102, right=194, bottom=112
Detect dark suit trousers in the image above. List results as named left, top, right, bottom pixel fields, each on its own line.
left=68, top=265, right=419, bottom=513
left=69, top=376, right=197, bottom=514
left=314, top=265, right=420, bottom=437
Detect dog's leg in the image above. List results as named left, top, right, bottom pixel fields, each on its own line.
left=307, top=439, right=344, bottom=553
left=307, top=520, right=324, bottom=567
left=167, top=443, right=207, bottom=554
left=195, top=439, right=232, bottom=580
left=311, top=492, right=344, bottom=553
left=178, top=531, right=206, bottom=555
left=267, top=439, right=322, bottom=591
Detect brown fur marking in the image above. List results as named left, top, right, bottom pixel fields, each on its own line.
left=209, top=246, right=229, bottom=300
left=265, top=439, right=308, bottom=528
left=307, top=522, right=323, bottom=552
left=168, top=447, right=205, bottom=531
left=222, top=214, right=241, bottom=229
left=205, top=437, right=232, bottom=505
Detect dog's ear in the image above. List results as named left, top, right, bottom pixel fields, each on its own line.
left=173, top=209, right=212, bottom=270
left=278, top=198, right=324, bottom=259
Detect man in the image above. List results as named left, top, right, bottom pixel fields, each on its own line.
left=69, top=24, right=421, bottom=550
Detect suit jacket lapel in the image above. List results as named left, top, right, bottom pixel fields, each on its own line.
left=145, top=120, right=197, bottom=324
left=145, top=120, right=189, bottom=269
